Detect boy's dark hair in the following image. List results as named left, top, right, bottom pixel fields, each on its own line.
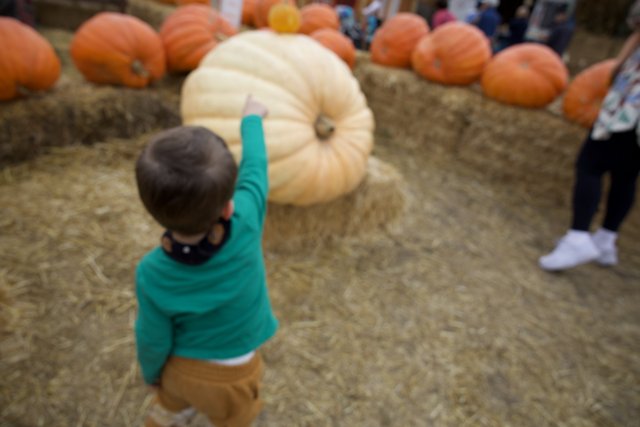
left=436, top=0, right=448, bottom=9
left=135, top=126, right=238, bottom=235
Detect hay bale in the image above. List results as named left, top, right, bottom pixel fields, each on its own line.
left=354, top=55, right=587, bottom=202
left=0, top=83, right=180, bottom=166
left=263, top=156, right=406, bottom=252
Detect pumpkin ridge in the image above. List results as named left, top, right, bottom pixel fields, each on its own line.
left=202, top=62, right=313, bottom=116
left=297, top=145, right=329, bottom=204
left=74, top=30, right=132, bottom=70
left=332, top=127, right=374, bottom=158
left=267, top=143, right=318, bottom=192
left=206, top=35, right=314, bottom=107
left=329, top=140, right=361, bottom=192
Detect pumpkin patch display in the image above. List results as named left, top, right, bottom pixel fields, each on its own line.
left=160, top=5, right=237, bottom=73
left=181, top=31, right=374, bottom=205
left=481, top=43, right=568, bottom=108
left=311, top=28, right=356, bottom=69
left=268, top=3, right=301, bottom=33
left=0, top=17, right=61, bottom=101
left=70, top=12, right=166, bottom=88
left=254, top=0, right=295, bottom=28
left=298, top=3, right=339, bottom=35
left=370, top=13, right=429, bottom=68
left=562, top=59, right=617, bottom=128
left=412, top=22, right=491, bottom=86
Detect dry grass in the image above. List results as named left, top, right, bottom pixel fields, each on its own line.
left=1, top=125, right=639, bottom=427
left=1, top=29, right=639, bottom=427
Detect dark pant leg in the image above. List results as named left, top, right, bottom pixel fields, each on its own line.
left=602, top=130, right=640, bottom=231
left=571, top=136, right=607, bottom=231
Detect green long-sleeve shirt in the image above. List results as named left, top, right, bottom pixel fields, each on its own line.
left=134, top=116, right=278, bottom=385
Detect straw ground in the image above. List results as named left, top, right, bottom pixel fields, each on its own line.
left=1, top=31, right=639, bottom=427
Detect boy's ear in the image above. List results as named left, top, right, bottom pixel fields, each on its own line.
left=221, top=200, right=234, bottom=220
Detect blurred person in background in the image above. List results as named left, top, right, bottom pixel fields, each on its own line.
left=337, top=5, right=364, bottom=48
left=361, top=0, right=385, bottom=50
left=449, top=0, right=476, bottom=22
left=495, top=4, right=529, bottom=51
left=545, top=4, right=575, bottom=58
left=472, top=0, right=501, bottom=39
left=539, top=0, right=640, bottom=271
left=507, top=5, right=529, bottom=45
left=432, top=0, right=457, bottom=29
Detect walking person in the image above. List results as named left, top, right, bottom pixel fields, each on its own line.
left=432, top=0, right=456, bottom=29
left=539, top=0, right=640, bottom=271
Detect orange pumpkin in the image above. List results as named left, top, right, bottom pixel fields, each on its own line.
left=268, top=3, right=301, bottom=33
left=481, top=43, right=568, bottom=108
left=311, top=28, right=356, bottom=69
left=71, top=12, right=165, bottom=88
left=298, top=3, right=339, bottom=35
left=562, top=59, right=617, bottom=128
left=242, top=0, right=256, bottom=26
left=0, top=17, right=61, bottom=101
left=160, top=5, right=237, bottom=73
left=412, top=22, right=491, bottom=85
left=370, top=13, right=429, bottom=68
left=254, top=0, right=295, bottom=28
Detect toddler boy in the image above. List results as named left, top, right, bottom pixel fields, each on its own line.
left=134, top=96, right=278, bottom=427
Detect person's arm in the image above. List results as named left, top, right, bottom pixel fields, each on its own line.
left=233, top=96, right=269, bottom=228
left=611, top=31, right=640, bottom=82
left=135, top=278, right=173, bottom=386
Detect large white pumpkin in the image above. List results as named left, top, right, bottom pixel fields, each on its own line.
left=181, top=30, right=374, bottom=206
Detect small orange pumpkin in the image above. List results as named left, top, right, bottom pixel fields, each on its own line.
left=370, top=13, right=429, bottom=68
left=160, top=5, right=237, bottom=73
left=311, top=28, right=356, bottom=69
left=0, top=17, right=61, bottom=101
left=268, top=3, right=301, bottom=33
left=71, top=12, right=166, bottom=88
left=298, top=3, right=339, bottom=35
left=562, top=59, right=617, bottom=128
left=254, top=0, right=295, bottom=28
left=242, top=0, right=256, bottom=26
left=412, top=22, right=491, bottom=85
left=481, top=43, right=568, bottom=108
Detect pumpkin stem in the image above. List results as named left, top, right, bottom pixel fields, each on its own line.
left=131, top=60, right=149, bottom=78
left=314, top=114, right=335, bottom=141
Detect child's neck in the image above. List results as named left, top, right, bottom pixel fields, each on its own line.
left=171, top=231, right=207, bottom=245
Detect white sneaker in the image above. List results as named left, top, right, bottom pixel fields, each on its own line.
left=592, top=228, right=618, bottom=266
left=539, top=230, right=601, bottom=271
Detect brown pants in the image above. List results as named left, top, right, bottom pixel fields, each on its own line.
left=145, top=354, right=264, bottom=427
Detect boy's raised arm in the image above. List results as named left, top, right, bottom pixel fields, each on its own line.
left=234, top=96, right=270, bottom=227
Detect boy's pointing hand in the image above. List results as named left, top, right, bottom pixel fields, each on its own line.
left=242, top=95, right=269, bottom=119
